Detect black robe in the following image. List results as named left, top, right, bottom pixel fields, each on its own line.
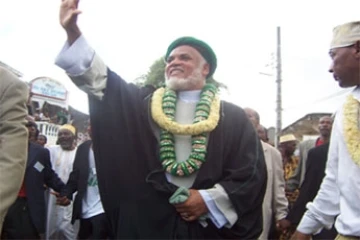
left=88, top=69, right=267, bottom=239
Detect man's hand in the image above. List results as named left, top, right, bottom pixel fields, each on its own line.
left=290, top=230, right=311, bottom=240
left=60, top=0, right=82, bottom=45
left=174, top=189, right=208, bottom=222
left=276, top=218, right=291, bottom=232
left=51, top=191, right=71, bottom=206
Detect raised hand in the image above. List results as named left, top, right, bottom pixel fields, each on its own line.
left=60, top=0, right=82, bottom=44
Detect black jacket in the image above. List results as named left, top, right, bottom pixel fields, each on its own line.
left=61, top=140, right=93, bottom=224
left=24, top=143, right=64, bottom=233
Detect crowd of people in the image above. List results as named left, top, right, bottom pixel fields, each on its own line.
left=0, top=0, right=359, bottom=239
left=27, top=102, right=71, bottom=126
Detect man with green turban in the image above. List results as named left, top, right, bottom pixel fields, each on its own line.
left=165, top=36, right=218, bottom=79
left=54, top=0, right=267, bottom=239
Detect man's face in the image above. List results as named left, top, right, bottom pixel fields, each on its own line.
left=27, top=126, right=37, bottom=142
left=244, top=108, right=258, bottom=128
left=281, top=141, right=297, bottom=156
left=37, top=135, right=47, bottom=147
left=329, top=44, right=360, bottom=87
left=57, top=129, right=74, bottom=150
left=318, top=116, right=333, bottom=138
left=257, top=125, right=268, bottom=142
left=87, top=125, right=92, bottom=139
left=165, top=45, right=209, bottom=91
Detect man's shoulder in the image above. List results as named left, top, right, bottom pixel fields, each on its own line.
left=221, top=100, right=247, bottom=118
left=46, top=145, right=61, bottom=153
left=299, top=139, right=317, bottom=148
left=78, top=140, right=92, bottom=149
left=262, top=141, right=281, bottom=156
left=0, top=67, right=28, bottom=96
left=262, top=141, right=278, bottom=151
left=106, top=68, right=155, bottom=99
left=308, top=142, right=329, bottom=155
left=30, top=142, right=50, bottom=154
left=221, top=100, right=239, bottom=109
left=0, top=67, right=26, bottom=88
left=301, top=138, right=316, bottom=144
left=47, top=145, right=60, bottom=150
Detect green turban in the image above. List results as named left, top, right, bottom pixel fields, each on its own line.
left=165, top=36, right=217, bottom=78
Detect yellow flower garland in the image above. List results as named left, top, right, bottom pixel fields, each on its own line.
left=151, top=87, right=220, bottom=135
left=343, top=95, right=360, bottom=166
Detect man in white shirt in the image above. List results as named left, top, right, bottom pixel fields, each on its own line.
left=46, top=124, right=79, bottom=239
left=293, top=21, right=360, bottom=240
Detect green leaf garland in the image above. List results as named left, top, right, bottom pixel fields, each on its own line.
left=159, top=84, right=218, bottom=177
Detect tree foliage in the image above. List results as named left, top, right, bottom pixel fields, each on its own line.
left=144, top=58, right=166, bottom=88
left=136, top=57, right=227, bottom=90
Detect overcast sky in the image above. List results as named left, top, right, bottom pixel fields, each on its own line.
left=1, top=0, right=359, bottom=128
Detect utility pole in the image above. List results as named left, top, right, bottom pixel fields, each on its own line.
left=275, top=26, right=282, bottom=148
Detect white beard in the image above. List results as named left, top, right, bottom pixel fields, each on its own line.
left=165, top=67, right=204, bottom=91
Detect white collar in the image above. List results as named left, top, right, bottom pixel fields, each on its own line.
left=352, top=86, right=360, bottom=101
left=178, top=90, right=201, bottom=103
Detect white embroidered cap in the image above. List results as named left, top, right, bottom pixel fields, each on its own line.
left=279, top=134, right=297, bottom=144
left=330, top=21, right=360, bottom=50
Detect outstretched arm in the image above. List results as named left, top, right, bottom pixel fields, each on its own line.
left=56, top=0, right=107, bottom=100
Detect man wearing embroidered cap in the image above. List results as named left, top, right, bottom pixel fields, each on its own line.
left=279, top=134, right=299, bottom=197
left=292, top=21, right=360, bottom=240
left=326, top=21, right=360, bottom=88
left=45, top=124, right=79, bottom=239
left=276, top=134, right=299, bottom=239
left=53, top=1, right=267, bottom=239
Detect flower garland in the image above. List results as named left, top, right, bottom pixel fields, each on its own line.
left=151, top=86, right=220, bottom=135
left=343, top=95, right=360, bottom=167
left=151, top=84, right=220, bottom=176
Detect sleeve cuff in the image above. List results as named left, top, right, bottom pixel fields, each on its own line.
left=55, top=35, right=95, bottom=76
left=198, top=190, right=228, bottom=228
left=297, top=212, right=324, bottom=235
left=207, top=184, right=238, bottom=227
left=275, top=212, right=288, bottom=221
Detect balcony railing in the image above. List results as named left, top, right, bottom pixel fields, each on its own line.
left=35, top=121, right=60, bottom=145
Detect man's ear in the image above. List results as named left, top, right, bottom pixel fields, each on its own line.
left=355, top=41, right=360, bottom=58
left=202, top=63, right=210, bottom=77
